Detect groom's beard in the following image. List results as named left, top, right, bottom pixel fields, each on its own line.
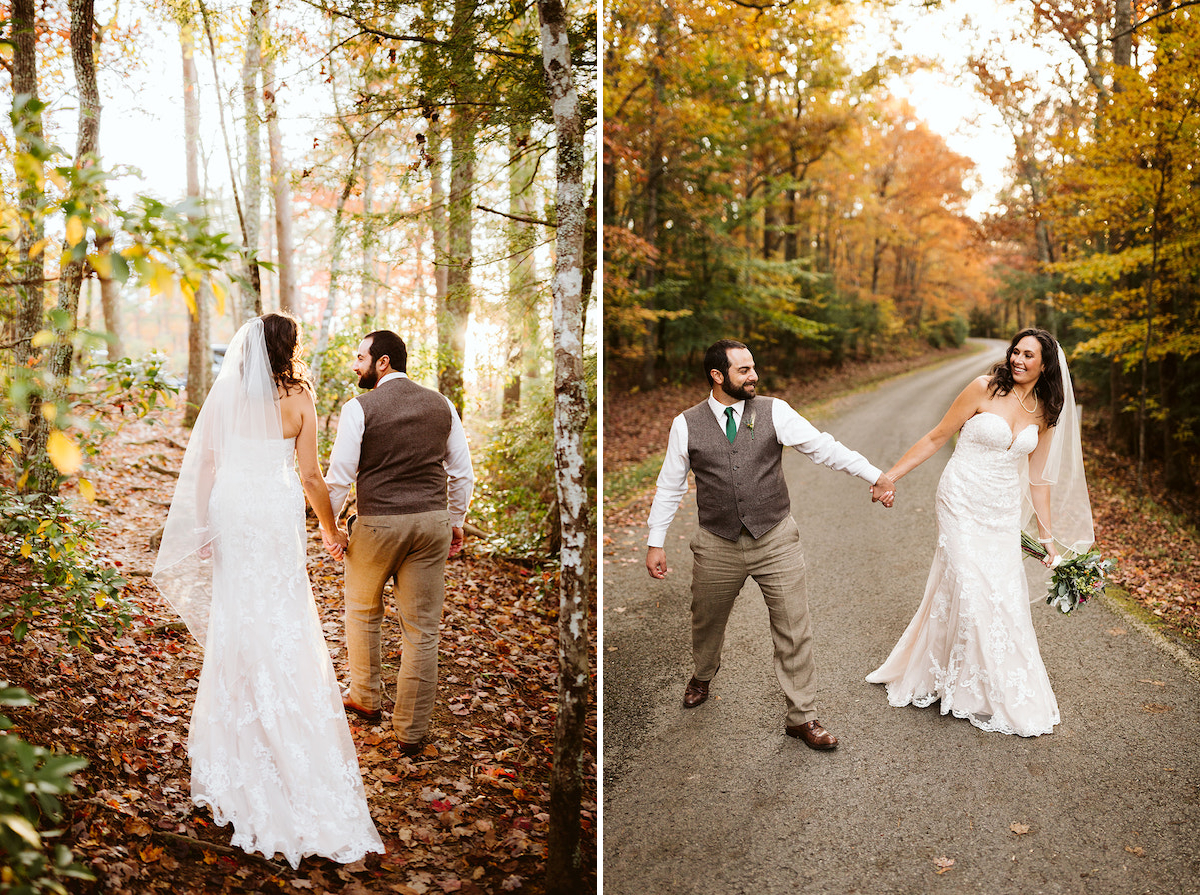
left=721, top=379, right=755, bottom=401
left=358, top=369, right=379, bottom=390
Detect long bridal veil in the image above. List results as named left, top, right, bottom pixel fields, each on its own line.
left=152, top=318, right=282, bottom=645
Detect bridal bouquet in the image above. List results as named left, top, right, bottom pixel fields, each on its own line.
left=1021, top=532, right=1116, bottom=613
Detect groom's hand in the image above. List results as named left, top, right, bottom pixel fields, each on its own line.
left=448, top=526, right=465, bottom=558
left=871, top=472, right=896, bottom=508
left=646, top=546, right=668, bottom=579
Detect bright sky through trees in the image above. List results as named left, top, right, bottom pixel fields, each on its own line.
left=851, top=0, right=1060, bottom=219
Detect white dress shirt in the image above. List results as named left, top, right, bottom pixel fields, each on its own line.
left=646, top=393, right=882, bottom=547
left=325, top=371, right=475, bottom=526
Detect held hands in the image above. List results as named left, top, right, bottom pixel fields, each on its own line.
left=871, top=472, right=897, bottom=508
left=322, top=525, right=348, bottom=561
left=646, top=546, right=668, bottom=580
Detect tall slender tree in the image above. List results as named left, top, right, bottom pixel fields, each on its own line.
left=438, top=0, right=479, bottom=420
left=181, top=14, right=212, bottom=427
left=537, top=0, right=590, bottom=888
left=263, top=17, right=296, bottom=313
left=28, top=0, right=102, bottom=493
left=240, top=0, right=265, bottom=320
left=11, top=0, right=44, bottom=373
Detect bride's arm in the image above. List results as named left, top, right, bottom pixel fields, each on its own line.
left=292, top=389, right=345, bottom=542
left=884, top=376, right=988, bottom=484
left=1027, top=426, right=1058, bottom=564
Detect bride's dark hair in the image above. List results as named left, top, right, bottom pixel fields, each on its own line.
left=988, top=327, right=1064, bottom=426
left=261, top=312, right=311, bottom=394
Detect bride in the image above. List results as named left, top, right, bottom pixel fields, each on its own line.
left=866, top=328, right=1094, bottom=737
left=153, top=314, right=385, bottom=866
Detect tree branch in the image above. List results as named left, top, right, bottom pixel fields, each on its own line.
left=476, top=204, right=555, bottom=228
left=1112, top=0, right=1200, bottom=39
left=298, top=0, right=537, bottom=61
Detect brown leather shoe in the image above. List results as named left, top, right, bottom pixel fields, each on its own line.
left=785, top=719, right=838, bottom=750
left=342, top=695, right=382, bottom=723
left=397, top=739, right=423, bottom=757
left=683, top=676, right=711, bottom=708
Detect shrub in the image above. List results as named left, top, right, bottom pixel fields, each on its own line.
left=0, top=684, right=93, bottom=893
left=0, top=493, right=130, bottom=647
left=472, top=355, right=597, bottom=559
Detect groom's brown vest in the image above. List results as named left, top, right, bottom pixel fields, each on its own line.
left=355, top=376, right=452, bottom=517
left=683, top=396, right=790, bottom=540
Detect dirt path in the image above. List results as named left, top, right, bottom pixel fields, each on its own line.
left=601, top=342, right=1200, bottom=895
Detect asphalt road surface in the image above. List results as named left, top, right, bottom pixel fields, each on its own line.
left=601, top=341, right=1200, bottom=895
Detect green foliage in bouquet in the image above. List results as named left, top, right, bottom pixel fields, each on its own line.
left=1020, top=531, right=1116, bottom=613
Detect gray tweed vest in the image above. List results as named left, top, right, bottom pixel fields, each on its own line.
left=683, top=396, right=790, bottom=540
left=355, top=377, right=452, bottom=517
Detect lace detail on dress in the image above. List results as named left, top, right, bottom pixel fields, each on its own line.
left=191, top=438, right=385, bottom=867
left=867, top=413, right=1060, bottom=737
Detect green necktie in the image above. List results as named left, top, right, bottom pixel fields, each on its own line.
left=724, top=406, right=737, bottom=444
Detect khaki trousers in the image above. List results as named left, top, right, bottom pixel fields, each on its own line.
left=344, top=510, right=452, bottom=743
left=689, top=515, right=818, bottom=726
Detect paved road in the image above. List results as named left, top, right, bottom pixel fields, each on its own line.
left=601, top=342, right=1200, bottom=895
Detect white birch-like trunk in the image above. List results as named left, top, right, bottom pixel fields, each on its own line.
left=537, top=0, right=591, bottom=890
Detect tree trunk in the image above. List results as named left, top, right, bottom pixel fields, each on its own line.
left=240, top=0, right=264, bottom=322
left=31, top=0, right=101, bottom=493
left=536, top=3, right=591, bottom=892
left=1113, top=0, right=1133, bottom=70
left=263, top=25, right=296, bottom=314
left=429, top=113, right=450, bottom=359
left=361, top=141, right=377, bottom=322
left=182, top=18, right=211, bottom=428
left=199, top=0, right=255, bottom=325
left=503, top=0, right=543, bottom=413
left=12, top=0, right=44, bottom=371
left=440, top=0, right=477, bottom=420
left=313, top=150, right=360, bottom=389
left=504, top=121, right=540, bottom=417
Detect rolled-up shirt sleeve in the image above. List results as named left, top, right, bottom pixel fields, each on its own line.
left=772, top=398, right=881, bottom=484
left=324, top=398, right=364, bottom=518
left=646, top=414, right=691, bottom=548
left=443, top=397, right=474, bottom=527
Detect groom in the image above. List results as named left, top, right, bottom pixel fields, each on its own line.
left=325, top=330, right=474, bottom=755
left=645, top=339, right=894, bottom=750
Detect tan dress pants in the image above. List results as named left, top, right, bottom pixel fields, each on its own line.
left=344, top=510, right=452, bottom=743
left=689, top=515, right=818, bottom=726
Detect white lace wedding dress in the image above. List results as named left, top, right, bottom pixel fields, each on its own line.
left=866, top=412, right=1060, bottom=737
left=191, top=437, right=385, bottom=867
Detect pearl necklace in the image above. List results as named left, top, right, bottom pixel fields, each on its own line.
left=1017, top=388, right=1038, bottom=414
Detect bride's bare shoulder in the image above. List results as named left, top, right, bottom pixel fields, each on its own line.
left=276, top=382, right=313, bottom=403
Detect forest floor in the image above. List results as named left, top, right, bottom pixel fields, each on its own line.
left=0, top=409, right=596, bottom=894
left=604, top=345, right=1200, bottom=648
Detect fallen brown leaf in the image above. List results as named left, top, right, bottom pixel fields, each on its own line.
left=1010, top=822, right=1030, bottom=835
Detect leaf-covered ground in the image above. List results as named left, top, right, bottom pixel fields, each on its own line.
left=604, top=351, right=1200, bottom=649
left=0, top=410, right=596, bottom=894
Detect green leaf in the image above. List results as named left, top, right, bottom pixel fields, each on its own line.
left=0, top=813, right=42, bottom=847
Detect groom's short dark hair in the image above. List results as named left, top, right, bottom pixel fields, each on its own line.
left=366, top=330, right=408, bottom=373
left=704, top=339, right=748, bottom=388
